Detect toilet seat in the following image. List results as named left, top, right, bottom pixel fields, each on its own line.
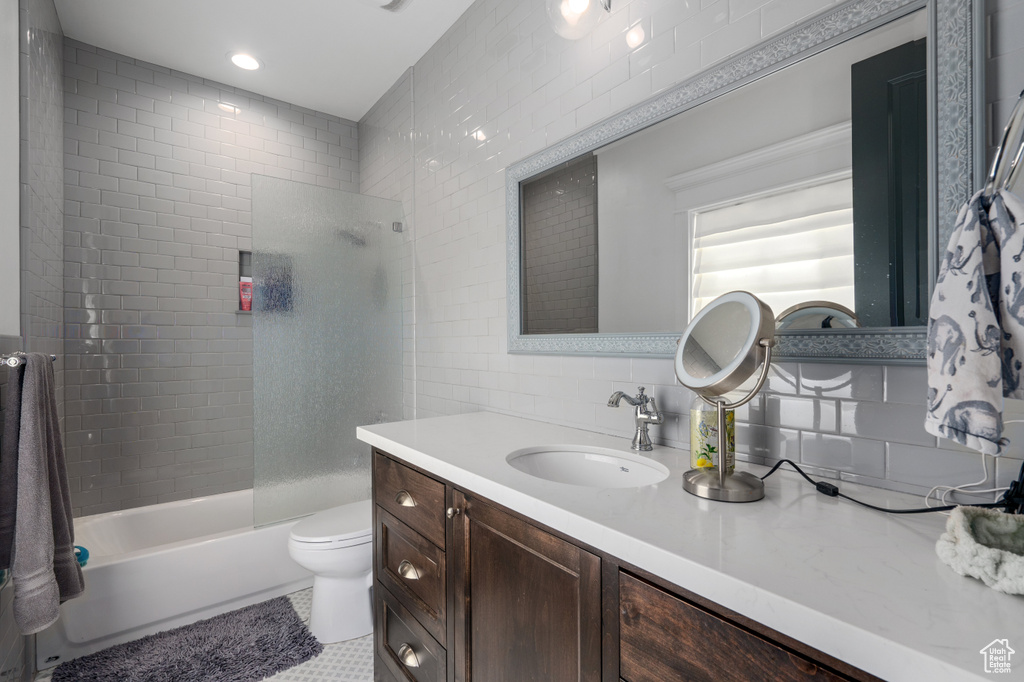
left=289, top=499, right=372, bottom=550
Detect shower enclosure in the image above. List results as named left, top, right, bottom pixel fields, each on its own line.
left=251, top=175, right=405, bottom=526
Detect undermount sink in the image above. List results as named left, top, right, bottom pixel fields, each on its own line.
left=506, top=445, right=670, bottom=488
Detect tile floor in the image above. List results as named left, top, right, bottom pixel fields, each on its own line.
left=34, top=588, right=374, bottom=682
left=268, top=589, right=373, bottom=682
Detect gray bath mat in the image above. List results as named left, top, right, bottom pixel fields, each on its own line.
left=51, top=596, right=323, bottom=681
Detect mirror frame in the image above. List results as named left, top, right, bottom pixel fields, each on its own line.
left=506, top=0, right=984, bottom=363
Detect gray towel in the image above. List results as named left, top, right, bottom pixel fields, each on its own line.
left=0, top=353, right=84, bottom=634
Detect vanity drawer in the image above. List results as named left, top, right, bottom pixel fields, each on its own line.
left=619, top=572, right=848, bottom=682
left=377, top=507, right=447, bottom=645
left=374, top=451, right=446, bottom=548
left=377, top=583, right=446, bottom=682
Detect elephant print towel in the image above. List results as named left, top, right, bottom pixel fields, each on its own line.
left=926, top=189, right=1024, bottom=455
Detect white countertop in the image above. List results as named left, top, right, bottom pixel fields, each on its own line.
left=357, top=412, right=1023, bottom=682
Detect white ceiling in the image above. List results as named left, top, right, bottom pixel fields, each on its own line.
left=54, top=0, right=477, bottom=122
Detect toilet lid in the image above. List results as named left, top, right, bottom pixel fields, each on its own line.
left=290, top=499, right=372, bottom=544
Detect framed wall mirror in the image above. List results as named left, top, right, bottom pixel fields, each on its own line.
left=506, top=0, right=984, bottom=362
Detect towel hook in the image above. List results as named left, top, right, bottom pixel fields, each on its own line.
left=982, top=88, right=1024, bottom=208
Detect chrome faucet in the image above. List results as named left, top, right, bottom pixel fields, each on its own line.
left=608, top=386, right=664, bottom=451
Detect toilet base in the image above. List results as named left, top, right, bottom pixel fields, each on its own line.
left=308, top=573, right=373, bottom=643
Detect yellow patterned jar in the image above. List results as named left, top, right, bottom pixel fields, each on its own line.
left=689, top=396, right=735, bottom=472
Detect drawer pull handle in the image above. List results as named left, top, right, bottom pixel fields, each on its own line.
left=397, top=559, right=421, bottom=580
left=446, top=507, right=461, bottom=519
left=395, top=490, right=416, bottom=507
left=398, top=643, right=420, bottom=668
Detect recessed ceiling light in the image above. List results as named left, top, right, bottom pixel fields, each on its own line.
left=228, top=52, right=262, bottom=70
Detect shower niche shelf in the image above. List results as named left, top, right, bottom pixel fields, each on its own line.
left=239, top=250, right=253, bottom=313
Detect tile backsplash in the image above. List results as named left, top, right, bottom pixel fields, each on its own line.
left=354, top=0, right=1024, bottom=505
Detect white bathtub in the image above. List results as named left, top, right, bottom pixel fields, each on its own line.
left=36, top=490, right=313, bottom=670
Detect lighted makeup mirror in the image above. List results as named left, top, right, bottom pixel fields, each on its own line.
left=674, top=291, right=776, bottom=502
left=775, top=301, right=860, bottom=331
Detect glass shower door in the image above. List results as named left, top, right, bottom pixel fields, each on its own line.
left=251, top=175, right=405, bottom=527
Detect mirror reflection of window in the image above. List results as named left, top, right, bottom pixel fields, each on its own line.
left=663, top=117, right=855, bottom=333
left=690, top=176, right=855, bottom=318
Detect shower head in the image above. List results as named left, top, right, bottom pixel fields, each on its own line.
left=358, top=0, right=414, bottom=11
left=335, top=229, right=367, bottom=248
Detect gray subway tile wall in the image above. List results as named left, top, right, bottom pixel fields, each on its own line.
left=350, top=0, right=1024, bottom=506
left=20, top=0, right=64, bottom=412
left=62, top=39, right=361, bottom=516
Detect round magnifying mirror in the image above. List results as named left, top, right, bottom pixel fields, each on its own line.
left=775, top=300, right=859, bottom=331
left=675, top=291, right=775, bottom=503
left=675, top=291, right=775, bottom=397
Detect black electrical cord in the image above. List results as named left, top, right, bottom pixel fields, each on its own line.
left=760, top=459, right=1012, bottom=514
left=999, top=458, right=1024, bottom=515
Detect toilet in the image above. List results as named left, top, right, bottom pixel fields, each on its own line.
left=287, top=499, right=373, bottom=643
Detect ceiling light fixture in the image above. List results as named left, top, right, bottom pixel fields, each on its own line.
left=546, top=0, right=610, bottom=40
left=228, top=52, right=262, bottom=71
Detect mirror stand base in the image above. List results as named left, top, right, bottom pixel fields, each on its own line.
left=683, top=469, right=765, bottom=503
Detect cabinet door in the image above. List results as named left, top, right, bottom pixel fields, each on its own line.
left=450, top=490, right=601, bottom=682
left=619, top=572, right=848, bottom=682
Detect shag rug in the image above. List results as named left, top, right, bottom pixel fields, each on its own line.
left=51, top=596, right=323, bottom=682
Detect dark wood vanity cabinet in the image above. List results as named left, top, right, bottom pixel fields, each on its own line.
left=618, top=572, right=851, bottom=682
left=371, top=448, right=875, bottom=682
left=449, top=489, right=602, bottom=681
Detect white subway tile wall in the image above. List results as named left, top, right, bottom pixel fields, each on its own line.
left=988, top=0, right=1024, bottom=163
left=355, top=0, right=1024, bottom=504
left=358, top=71, right=417, bottom=418
left=61, top=40, right=361, bottom=516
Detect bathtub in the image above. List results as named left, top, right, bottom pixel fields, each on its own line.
left=36, top=490, right=314, bottom=670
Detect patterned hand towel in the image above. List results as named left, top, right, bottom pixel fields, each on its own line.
left=926, top=189, right=1024, bottom=455
left=0, top=354, right=84, bottom=634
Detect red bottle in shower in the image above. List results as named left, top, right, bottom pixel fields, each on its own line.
left=239, top=277, right=253, bottom=311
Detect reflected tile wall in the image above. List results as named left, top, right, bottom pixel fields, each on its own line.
left=354, top=0, right=1024, bottom=506
left=62, top=40, right=361, bottom=516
